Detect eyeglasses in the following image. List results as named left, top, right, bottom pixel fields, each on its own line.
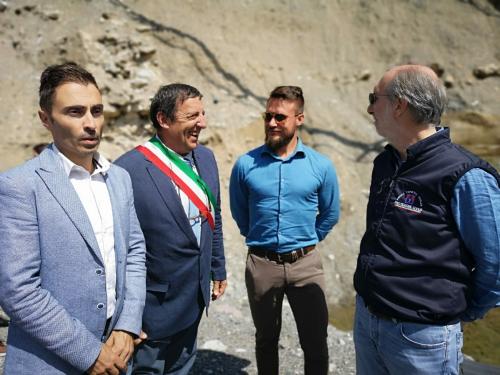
left=368, top=92, right=390, bottom=105
left=262, top=112, right=301, bottom=122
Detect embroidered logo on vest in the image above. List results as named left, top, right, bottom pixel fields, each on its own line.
left=394, top=191, right=423, bottom=214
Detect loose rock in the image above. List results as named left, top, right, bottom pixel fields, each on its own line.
left=473, top=64, right=500, bottom=79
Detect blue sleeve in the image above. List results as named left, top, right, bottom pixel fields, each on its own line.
left=229, top=158, right=250, bottom=237
left=114, top=171, right=147, bottom=335
left=451, top=168, right=500, bottom=321
left=315, top=160, right=340, bottom=241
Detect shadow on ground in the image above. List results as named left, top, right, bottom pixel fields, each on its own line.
left=189, top=349, right=251, bottom=374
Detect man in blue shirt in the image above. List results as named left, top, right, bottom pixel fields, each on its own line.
left=230, top=86, right=340, bottom=375
left=353, top=64, right=500, bottom=375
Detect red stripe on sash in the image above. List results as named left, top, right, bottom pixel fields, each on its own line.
left=136, top=145, right=215, bottom=230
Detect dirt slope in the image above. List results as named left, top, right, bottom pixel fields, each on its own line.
left=0, top=0, right=499, bottom=306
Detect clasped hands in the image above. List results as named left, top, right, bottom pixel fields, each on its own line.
left=87, top=329, right=147, bottom=375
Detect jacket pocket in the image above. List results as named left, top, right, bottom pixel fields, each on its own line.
left=146, top=281, right=170, bottom=304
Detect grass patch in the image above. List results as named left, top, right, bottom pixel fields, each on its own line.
left=462, top=308, right=500, bottom=366
left=329, top=298, right=355, bottom=332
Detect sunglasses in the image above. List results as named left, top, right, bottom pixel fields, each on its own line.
left=368, top=92, right=390, bottom=105
left=262, top=112, right=302, bottom=123
left=262, top=112, right=288, bottom=122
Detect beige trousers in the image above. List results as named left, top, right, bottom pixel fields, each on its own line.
left=245, top=249, right=329, bottom=375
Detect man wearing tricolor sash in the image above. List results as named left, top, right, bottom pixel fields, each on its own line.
left=116, top=83, right=227, bottom=375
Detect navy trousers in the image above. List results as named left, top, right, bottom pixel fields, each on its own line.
left=128, top=314, right=202, bottom=375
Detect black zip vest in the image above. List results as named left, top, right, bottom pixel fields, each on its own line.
left=354, top=128, right=500, bottom=324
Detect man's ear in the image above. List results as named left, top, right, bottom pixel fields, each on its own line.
left=157, top=112, right=170, bottom=129
left=296, top=112, right=305, bottom=126
left=38, top=109, right=51, bottom=130
left=393, top=98, right=408, bottom=119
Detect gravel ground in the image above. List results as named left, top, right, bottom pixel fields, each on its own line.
left=3, top=302, right=500, bottom=375
left=189, top=242, right=356, bottom=374
left=191, top=291, right=356, bottom=375
left=0, top=290, right=356, bottom=375
left=0, top=233, right=359, bottom=375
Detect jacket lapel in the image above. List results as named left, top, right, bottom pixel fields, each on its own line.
left=104, top=169, right=126, bottom=295
left=192, top=147, right=212, bottom=240
left=192, top=147, right=209, bottom=186
left=36, top=147, right=104, bottom=264
left=144, top=156, right=198, bottom=243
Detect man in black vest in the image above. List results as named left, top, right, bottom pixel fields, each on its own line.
left=353, top=64, right=500, bottom=375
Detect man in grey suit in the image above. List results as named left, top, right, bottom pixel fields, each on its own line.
left=0, top=62, right=147, bottom=375
left=115, top=83, right=226, bottom=374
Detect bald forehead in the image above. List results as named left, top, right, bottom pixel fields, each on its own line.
left=376, top=64, right=439, bottom=92
left=391, top=64, right=438, bottom=79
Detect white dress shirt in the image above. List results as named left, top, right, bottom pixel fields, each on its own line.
left=156, top=137, right=202, bottom=246
left=54, top=145, right=116, bottom=319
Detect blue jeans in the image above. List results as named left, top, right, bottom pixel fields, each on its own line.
left=353, top=295, right=463, bottom=375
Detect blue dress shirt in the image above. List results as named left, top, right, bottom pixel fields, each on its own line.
left=452, top=168, right=500, bottom=320
left=229, top=138, right=340, bottom=253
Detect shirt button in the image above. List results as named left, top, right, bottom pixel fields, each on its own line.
left=97, top=303, right=104, bottom=309
left=96, top=269, right=103, bottom=275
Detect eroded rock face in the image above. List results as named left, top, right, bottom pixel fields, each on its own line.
left=473, top=63, right=500, bottom=79
left=0, top=0, right=499, bottom=308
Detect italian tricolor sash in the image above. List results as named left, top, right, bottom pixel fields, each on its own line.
left=136, top=137, right=217, bottom=230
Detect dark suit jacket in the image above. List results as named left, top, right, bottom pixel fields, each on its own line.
left=115, top=143, right=226, bottom=339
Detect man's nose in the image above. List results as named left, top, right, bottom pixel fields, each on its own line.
left=267, top=117, right=278, bottom=127
left=83, top=112, right=97, bottom=131
left=197, top=113, right=207, bottom=129
left=367, top=104, right=374, bottom=115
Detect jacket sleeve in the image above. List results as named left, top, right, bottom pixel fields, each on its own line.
left=0, top=174, right=102, bottom=371
left=113, top=171, right=147, bottom=335
left=210, top=155, right=226, bottom=281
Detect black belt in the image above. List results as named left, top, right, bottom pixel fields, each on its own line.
left=249, top=245, right=315, bottom=264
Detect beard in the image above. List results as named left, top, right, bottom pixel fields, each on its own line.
left=265, top=129, right=295, bottom=152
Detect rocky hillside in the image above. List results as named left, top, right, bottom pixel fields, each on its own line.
left=0, top=0, right=499, bottom=373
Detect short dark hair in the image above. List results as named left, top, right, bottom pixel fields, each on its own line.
left=150, top=83, right=203, bottom=129
left=32, top=143, right=48, bottom=155
left=268, top=86, right=304, bottom=113
left=39, top=62, right=99, bottom=112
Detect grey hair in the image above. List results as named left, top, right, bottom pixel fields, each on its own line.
left=386, top=69, right=446, bottom=125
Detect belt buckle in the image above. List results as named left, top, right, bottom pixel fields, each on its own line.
left=290, top=250, right=299, bottom=262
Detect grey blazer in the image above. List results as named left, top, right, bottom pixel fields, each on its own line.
left=0, top=146, right=146, bottom=374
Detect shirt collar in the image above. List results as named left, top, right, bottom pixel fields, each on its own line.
left=405, top=127, right=450, bottom=160
left=384, top=127, right=451, bottom=161
left=52, top=143, right=110, bottom=177
left=261, top=137, right=306, bottom=160
left=155, top=134, right=194, bottom=161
